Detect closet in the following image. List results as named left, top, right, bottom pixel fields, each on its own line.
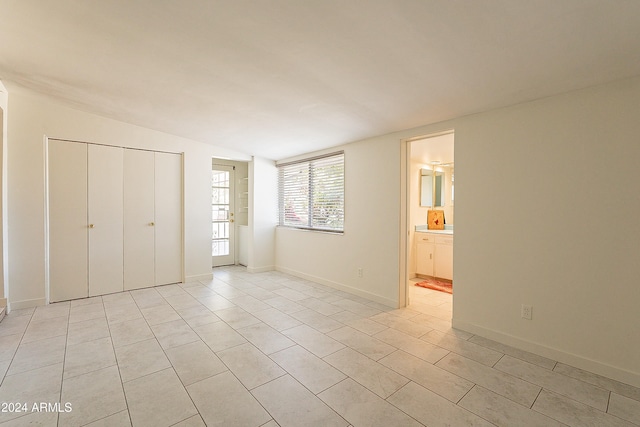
left=47, top=139, right=183, bottom=302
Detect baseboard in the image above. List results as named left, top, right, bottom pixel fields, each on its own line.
left=453, top=319, right=640, bottom=389
left=247, top=265, right=275, bottom=274
left=9, top=298, right=46, bottom=311
left=276, top=266, right=397, bottom=308
left=185, top=273, right=213, bottom=282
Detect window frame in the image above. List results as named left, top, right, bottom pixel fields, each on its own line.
left=277, top=151, right=345, bottom=233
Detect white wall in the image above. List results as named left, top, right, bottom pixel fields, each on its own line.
left=275, top=138, right=401, bottom=307
left=6, top=87, right=250, bottom=309
left=248, top=156, right=277, bottom=272
left=452, top=75, right=640, bottom=387
left=275, top=75, right=640, bottom=387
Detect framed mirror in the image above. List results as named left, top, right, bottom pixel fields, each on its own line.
left=420, top=168, right=444, bottom=207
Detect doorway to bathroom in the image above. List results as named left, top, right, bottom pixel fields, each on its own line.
left=403, top=131, right=454, bottom=316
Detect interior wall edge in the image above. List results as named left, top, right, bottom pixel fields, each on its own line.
left=453, top=319, right=640, bottom=389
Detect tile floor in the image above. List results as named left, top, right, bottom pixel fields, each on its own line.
left=0, top=267, right=639, bottom=426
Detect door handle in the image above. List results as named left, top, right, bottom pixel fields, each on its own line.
left=89, top=224, right=95, bottom=228
left=149, top=222, right=155, bottom=226
left=230, top=219, right=235, bottom=223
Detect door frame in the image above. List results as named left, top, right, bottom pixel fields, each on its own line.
left=400, top=129, right=455, bottom=308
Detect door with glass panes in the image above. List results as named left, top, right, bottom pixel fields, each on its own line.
left=212, top=165, right=235, bottom=266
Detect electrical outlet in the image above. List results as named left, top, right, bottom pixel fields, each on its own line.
left=521, top=304, right=533, bottom=320
left=357, top=268, right=363, bottom=278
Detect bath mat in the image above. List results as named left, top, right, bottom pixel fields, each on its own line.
left=415, top=278, right=452, bottom=294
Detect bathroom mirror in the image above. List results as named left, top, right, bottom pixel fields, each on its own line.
left=420, top=168, right=444, bottom=207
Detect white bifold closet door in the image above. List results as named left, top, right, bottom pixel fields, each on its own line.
left=49, top=140, right=183, bottom=302
left=124, top=149, right=156, bottom=290
left=154, top=152, right=183, bottom=285
left=49, top=140, right=88, bottom=302
left=123, top=150, right=183, bottom=289
left=88, top=145, right=124, bottom=296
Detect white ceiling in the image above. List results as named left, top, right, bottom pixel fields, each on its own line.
left=1, top=1, right=640, bottom=160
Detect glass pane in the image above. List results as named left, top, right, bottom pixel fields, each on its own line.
left=212, top=206, right=229, bottom=221
left=280, top=163, right=309, bottom=227
left=212, top=222, right=229, bottom=240
left=212, top=188, right=230, bottom=204
left=212, top=171, right=229, bottom=187
left=212, top=239, right=229, bottom=256
left=312, top=158, right=344, bottom=230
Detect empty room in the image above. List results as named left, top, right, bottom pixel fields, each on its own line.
left=1, top=1, right=639, bottom=426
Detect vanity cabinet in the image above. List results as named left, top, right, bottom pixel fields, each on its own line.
left=415, top=232, right=453, bottom=280
left=415, top=233, right=435, bottom=276
left=434, top=235, right=453, bottom=280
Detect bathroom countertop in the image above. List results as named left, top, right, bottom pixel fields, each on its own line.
left=415, top=225, right=453, bottom=235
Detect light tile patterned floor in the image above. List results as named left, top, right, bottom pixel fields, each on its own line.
left=0, top=267, right=639, bottom=426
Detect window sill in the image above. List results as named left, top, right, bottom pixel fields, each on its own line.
left=276, top=225, right=344, bottom=235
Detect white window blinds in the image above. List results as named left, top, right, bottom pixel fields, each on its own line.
left=278, top=152, right=344, bottom=232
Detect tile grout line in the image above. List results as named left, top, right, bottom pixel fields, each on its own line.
left=155, top=282, right=277, bottom=426
left=194, top=275, right=280, bottom=426
left=56, top=303, right=71, bottom=427
left=238, top=280, right=416, bottom=424
left=454, top=384, right=500, bottom=426
left=383, top=381, right=429, bottom=427
left=0, top=308, right=36, bottom=388
left=529, top=386, right=544, bottom=410
left=528, top=388, right=576, bottom=426
left=104, top=294, right=134, bottom=427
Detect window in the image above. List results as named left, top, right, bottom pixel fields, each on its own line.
left=278, top=152, right=344, bottom=232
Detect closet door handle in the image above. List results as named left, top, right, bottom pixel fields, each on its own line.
left=149, top=222, right=155, bottom=226
left=89, top=224, right=95, bottom=229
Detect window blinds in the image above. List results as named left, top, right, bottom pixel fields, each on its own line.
left=278, top=152, right=344, bottom=232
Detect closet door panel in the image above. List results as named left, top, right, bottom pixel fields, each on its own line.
left=88, top=145, right=124, bottom=296
left=155, top=152, right=183, bottom=285
left=124, top=149, right=156, bottom=290
left=48, top=140, right=88, bottom=302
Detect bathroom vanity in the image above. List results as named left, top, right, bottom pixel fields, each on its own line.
left=415, top=227, right=453, bottom=280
